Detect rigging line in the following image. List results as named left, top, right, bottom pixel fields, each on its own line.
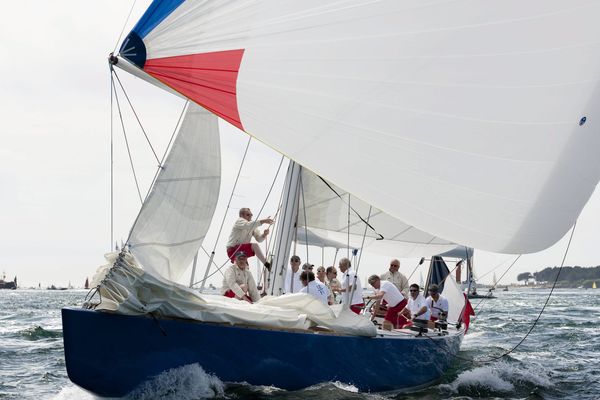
left=347, top=193, right=351, bottom=259
left=142, top=101, right=188, bottom=203
left=193, top=246, right=228, bottom=285
left=406, top=258, right=424, bottom=282
left=209, top=153, right=286, bottom=287
left=484, top=228, right=571, bottom=360
left=124, top=101, right=187, bottom=247
left=196, top=136, right=252, bottom=289
left=113, top=0, right=138, bottom=53
left=259, top=193, right=285, bottom=287
left=300, top=173, right=310, bottom=263
left=477, top=256, right=514, bottom=280
left=434, top=220, right=577, bottom=365
left=247, top=155, right=286, bottom=281
left=111, top=76, right=144, bottom=204
left=319, top=176, right=384, bottom=240
left=473, top=255, right=521, bottom=314
left=349, top=206, right=373, bottom=305
left=112, top=69, right=162, bottom=166
left=110, top=66, right=115, bottom=251
left=208, top=136, right=252, bottom=255
left=268, top=192, right=285, bottom=258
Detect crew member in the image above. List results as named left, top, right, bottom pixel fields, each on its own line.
left=221, top=251, right=261, bottom=303
left=226, top=207, right=273, bottom=270
left=367, top=275, right=408, bottom=330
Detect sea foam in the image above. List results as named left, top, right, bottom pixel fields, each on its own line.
left=125, top=363, right=224, bottom=400
left=440, top=360, right=553, bottom=396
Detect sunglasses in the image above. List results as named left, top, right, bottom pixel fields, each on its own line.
left=409, top=289, right=418, bottom=292
left=390, top=264, right=399, bottom=267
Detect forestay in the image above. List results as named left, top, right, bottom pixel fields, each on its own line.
left=119, top=0, right=600, bottom=254
left=128, top=103, right=220, bottom=282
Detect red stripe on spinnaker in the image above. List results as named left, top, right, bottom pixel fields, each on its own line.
left=144, top=49, right=245, bottom=130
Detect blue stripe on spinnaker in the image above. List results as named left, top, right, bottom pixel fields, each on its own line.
left=131, top=0, right=185, bottom=39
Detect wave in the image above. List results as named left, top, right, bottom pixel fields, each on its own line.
left=51, top=385, right=98, bottom=400
left=19, top=326, right=62, bottom=340
left=439, top=360, right=553, bottom=397
left=125, top=363, right=224, bottom=400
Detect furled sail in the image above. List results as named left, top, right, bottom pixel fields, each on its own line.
left=297, top=169, right=456, bottom=258
left=119, top=1, right=600, bottom=254
left=128, top=103, right=221, bottom=281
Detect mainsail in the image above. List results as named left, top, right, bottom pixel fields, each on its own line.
left=297, top=168, right=456, bottom=257
left=117, top=1, right=600, bottom=254
left=128, top=103, right=221, bottom=281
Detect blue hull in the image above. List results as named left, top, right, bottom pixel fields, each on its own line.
left=62, top=307, right=462, bottom=397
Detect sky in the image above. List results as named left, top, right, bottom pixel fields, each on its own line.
left=2, top=1, right=600, bottom=289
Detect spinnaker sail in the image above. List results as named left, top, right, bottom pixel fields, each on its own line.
left=117, top=0, right=600, bottom=255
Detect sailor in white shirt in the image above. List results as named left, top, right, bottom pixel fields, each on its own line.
left=299, top=270, right=330, bottom=305
left=221, top=251, right=261, bottom=303
left=283, top=255, right=303, bottom=294
left=425, top=284, right=449, bottom=321
left=226, top=208, right=273, bottom=270
left=338, top=257, right=364, bottom=314
left=402, top=284, right=430, bottom=326
left=366, top=275, right=408, bottom=330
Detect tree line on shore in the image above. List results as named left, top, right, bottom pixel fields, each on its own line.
left=518, top=266, right=600, bottom=288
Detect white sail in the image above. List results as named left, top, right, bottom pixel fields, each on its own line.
left=128, top=103, right=221, bottom=282
left=295, top=228, right=347, bottom=250
left=298, top=169, right=456, bottom=258
left=119, top=1, right=600, bottom=254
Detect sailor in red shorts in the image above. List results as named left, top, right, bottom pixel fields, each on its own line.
left=221, top=251, right=261, bottom=303
left=366, top=275, right=407, bottom=330
left=226, top=207, right=273, bottom=270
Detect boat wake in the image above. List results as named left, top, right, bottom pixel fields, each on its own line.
left=52, top=364, right=224, bottom=400
left=126, top=363, right=224, bottom=400
left=439, top=360, right=553, bottom=396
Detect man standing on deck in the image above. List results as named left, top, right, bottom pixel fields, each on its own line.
left=226, top=207, right=273, bottom=270
left=380, top=259, right=409, bottom=296
left=337, top=257, right=364, bottom=314
left=366, top=275, right=408, bottom=330
left=221, top=251, right=261, bottom=303
left=283, top=255, right=303, bottom=294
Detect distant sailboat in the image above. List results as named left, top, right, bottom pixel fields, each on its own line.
left=593, top=281, right=597, bottom=289
left=84, top=278, right=89, bottom=290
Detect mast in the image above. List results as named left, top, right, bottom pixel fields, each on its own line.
left=267, top=161, right=302, bottom=296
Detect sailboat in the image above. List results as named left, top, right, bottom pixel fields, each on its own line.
left=593, top=281, right=597, bottom=289
left=62, top=1, right=600, bottom=397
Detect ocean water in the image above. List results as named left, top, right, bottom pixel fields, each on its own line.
left=1, top=288, right=598, bottom=399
